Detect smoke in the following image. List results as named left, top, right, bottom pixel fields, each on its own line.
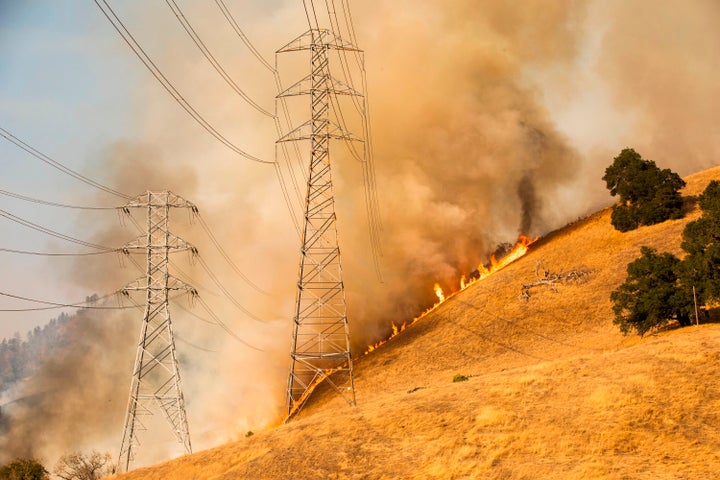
left=3, top=0, right=720, bottom=469
left=336, top=0, right=585, bottom=341
left=594, top=0, right=720, bottom=175
left=0, top=308, right=134, bottom=464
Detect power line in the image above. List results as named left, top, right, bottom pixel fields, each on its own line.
left=0, top=247, right=119, bottom=257
left=195, top=296, right=263, bottom=351
left=196, top=214, right=270, bottom=295
left=0, top=291, right=134, bottom=312
left=212, top=0, right=308, bottom=236
left=163, top=0, right=274, bottom=118
left=0, top=208, right=116, bottom=251
left=212, top=1, right=307, bottom=233
left=171, top=298, right=217, bottom=325
left=214, top=0, right=274, bottom=72
left=126, top=295, right=218, bottom=353
left=171, top=298, right=258, bottom=353
left=0, top=188, right=120, bottom=210
left=0, top=127, right=131, bottom=199
left=93, top=0, right=273, bottom=164
left=301, top=0, right=317, bottom=30
left=195, top=255, right=267, bottom=323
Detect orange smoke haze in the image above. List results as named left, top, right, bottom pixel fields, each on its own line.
left=2, top=0, right=719, bottom=469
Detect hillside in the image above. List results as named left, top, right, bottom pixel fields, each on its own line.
left=113, top=167, right=720, bottom=480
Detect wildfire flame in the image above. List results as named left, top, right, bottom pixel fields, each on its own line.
left=363, top=235, right=536, bottom=356
left=433, top=283, right=445, bottom=303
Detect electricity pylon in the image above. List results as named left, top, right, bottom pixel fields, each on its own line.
left=118, top=191, right=198, bottom=472
left=277, top=28, right=363, bottom=419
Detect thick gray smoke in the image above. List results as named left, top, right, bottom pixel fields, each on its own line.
left=3, top=0, right=719, bottom=469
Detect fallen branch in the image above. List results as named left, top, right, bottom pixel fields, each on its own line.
left=521, top=261, right=591, bottom=300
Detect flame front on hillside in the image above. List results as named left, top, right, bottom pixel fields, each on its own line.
left=362, top=235, right=536, bottom=355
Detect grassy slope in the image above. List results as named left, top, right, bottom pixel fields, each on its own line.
left=113, top=167, right=720, bottom=480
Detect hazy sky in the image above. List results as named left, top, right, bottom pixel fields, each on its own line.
left=0, top=1, right=304, bottom=339
left=1, top=0, right=137, bottom=338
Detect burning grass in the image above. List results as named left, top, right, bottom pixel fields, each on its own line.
left=363, top=234, right=537, bottom=355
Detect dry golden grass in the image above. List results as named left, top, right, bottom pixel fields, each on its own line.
left=112, top=166, right=720, bottom=480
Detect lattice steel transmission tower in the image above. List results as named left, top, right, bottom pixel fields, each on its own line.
left=118, top=191, right=198, bottom=472
left=277, top=29, right=363, bottom=418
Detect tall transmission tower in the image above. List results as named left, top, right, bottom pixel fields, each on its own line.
left=118, top=191, right=198, bottom=472
left=277, top=28, right=363, bottom=419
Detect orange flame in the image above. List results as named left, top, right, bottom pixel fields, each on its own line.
left=433, top=283, right=445, bottom=303
left=363, top=235, right=536, bottom=357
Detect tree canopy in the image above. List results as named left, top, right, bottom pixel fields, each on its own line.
left=679, top=180, right=720, bottom=305
left=53, top=451, right=115, bottom=480
left=0, top=458, right=49, bottom=480
left=603, top=148, right=686, bottom=232
left=611, top=246, right=692, bottom=336
left=611, top=180, right=720, bottom=335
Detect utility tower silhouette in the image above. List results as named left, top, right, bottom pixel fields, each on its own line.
left=118, top=191, right=198, bottom=472
left=277, top=28, right=363, bottom=418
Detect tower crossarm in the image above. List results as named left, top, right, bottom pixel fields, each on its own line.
left=121, top=190, right=199, bottom=212
left=277, top=28, right=361, bottom=54
left=121, top=233, right=198, bottom=254
left=277, top=74, right=363, bottom=98
left=119, top=275, right=198, bottom=295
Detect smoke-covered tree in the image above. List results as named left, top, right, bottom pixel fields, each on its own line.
left=0, top=313, right=71, bottom=394
left=603, top=148, right=686, bottom=232
left=53, top=452, right=115, bottom=480
left=0, top=458, right=49, bottom=480
left=611, top=246, right=692, bottom=336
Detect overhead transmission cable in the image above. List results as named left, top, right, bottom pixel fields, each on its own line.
left=0, top=208, right=116, bottom=251
left=0, top=127, right=131, bottom=199
left=0, top=247, right=119, bottom=257
left=0, top=291, right=136, bottom=312
left=313, top=0, right=383, bottom=278
left=170, top=294, right=260, bottom=352
left=215, top=0, right=273, bottom=71
left=340, top=0, right=384, bottom=251
left=92, top=0, right=272, bottom=164
left=124, top=295, right=218, bottom=353
left=196, top=214, right=270, bottom=295
left=162, top=0, right=274, bottom=118
left=118, top=206, right=268, bottom=321
left=0, top=189, right=120, bottom=210
left=195, top=255, right=267, bottom=323
left=195, top=296, right=263, bottom=351
left=213, top=0, right=306, bottom=236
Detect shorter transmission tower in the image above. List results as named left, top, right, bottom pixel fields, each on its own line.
left=118, top=191, right=198, bottom=472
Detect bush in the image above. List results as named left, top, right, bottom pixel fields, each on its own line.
left=603, top=148, right=685, bottom=231
left=452, top=374, right=469, bottom=383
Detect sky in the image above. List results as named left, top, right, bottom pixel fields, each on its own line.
left=1, top=0, right=137, bottom=338
left=1, top=0, right=719, bottom=469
